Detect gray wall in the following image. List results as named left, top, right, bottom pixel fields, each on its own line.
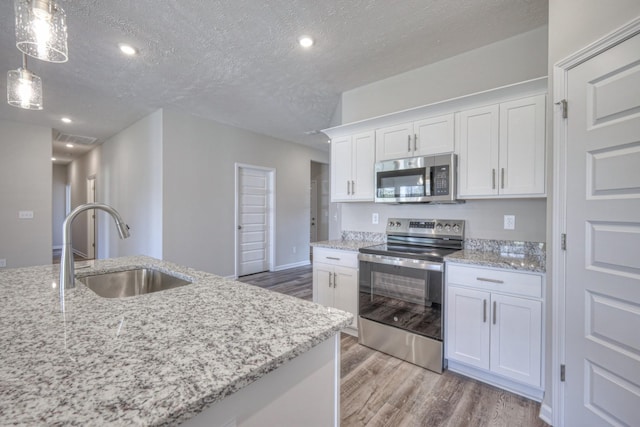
left=52, top=164, right=67, bottom=248
left=162, top=109, right=329, bottom=277
left=341, top=26, right=548, bottom=123
left=544, top=0, right=640, bottom=414
left=67, top=146, right=100, bottom=256
left=335, top=24, right=550, bottom=243
left=98, top=110, right=163, bottom=259
left=0, top=120, right=52, bottom=268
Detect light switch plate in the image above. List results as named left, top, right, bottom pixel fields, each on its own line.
left=0, top=259, right=6, bottom=268
left=18, top=210, right=34, bottom=219
left=372, top=213, right=379, bottom=225
left=504, top=215, right=515, bottom=230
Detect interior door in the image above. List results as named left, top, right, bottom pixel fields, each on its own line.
left=564, top=31, right=640, bottom=426
left=238, top=167, right=269, bottom=276
left=86, top=177, right=96, bottom=259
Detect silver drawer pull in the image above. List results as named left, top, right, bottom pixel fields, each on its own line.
left=326, top=256, right=341, bottom=261
left=476, top=277, right=504, bottom=284
left=493, top=301, right=497, bottom=325
left=483, top=299, right=487, bottom=323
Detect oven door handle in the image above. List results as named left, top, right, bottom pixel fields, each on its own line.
left=358, top=253, right=443, bottom=272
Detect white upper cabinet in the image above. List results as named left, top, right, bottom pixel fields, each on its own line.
left=330, top=131, right=375, bottom=202
left=376, top=113, right=455, bottom=161
left=458, top=95, right=546, bottom=198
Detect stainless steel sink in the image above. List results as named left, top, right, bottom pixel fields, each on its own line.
left=77, top=268, right=192, bottom=298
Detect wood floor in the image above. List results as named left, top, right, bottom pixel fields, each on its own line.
left=238, top=264, right=548, bottom=427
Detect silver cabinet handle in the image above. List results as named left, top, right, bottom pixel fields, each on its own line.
left=477, top=277, right=504, bottom=284
left=407, top=135, right=411, bottom=152
left=483, top=299, right=487, bottom=323
left=492, top=169, right=496, bottom=189
left=328, top=272, right=333, bottom=287
left=501, top=168, right=505, bottom=189
left=351, top=180, right=355, bottom=194
left=347, top=181, right=351, bottom=195
left=414, top=134, right=417, bottom=151
left=493, top=301, right=497, bottom=325
left=326, top=256, right=340, bottom=261
left=333, top=272, right=337, bottom=287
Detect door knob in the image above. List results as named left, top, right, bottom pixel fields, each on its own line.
left=238, top=225, right=242, bottom=230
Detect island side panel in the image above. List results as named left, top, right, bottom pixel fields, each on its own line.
left=183, top=333, right=340, bottom=427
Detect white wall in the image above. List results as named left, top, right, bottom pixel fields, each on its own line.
left=544, top=0, right=640, bottom=415
left=341, top=26, right=548, bottom=123
left=162, top=109, right=329, bottom=277
left=67, top=146, right=100, bottom=256
left=0, top=120, right=52, bottom=268
left=52, top=164, right=67, bottom=248
left=341, top=199, right=546, bottom=242
left=98, top=110, right=163, bottom=259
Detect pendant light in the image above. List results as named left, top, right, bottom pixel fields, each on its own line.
left=14, top=0, right=68, bottom=63
left=7, top=53, right=43, bottom=110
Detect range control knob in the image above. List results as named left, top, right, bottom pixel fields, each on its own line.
left=444, top=224, right=452, bottom=231
left=436, top=223, right=443, bottom=231
left=452, top=224, right=461, bottom=233
left=395, top=221, right=402, bottom=227
left=388, top=221, right=394, bottom=227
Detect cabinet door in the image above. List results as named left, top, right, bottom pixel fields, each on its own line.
left=313, top=263, right=334, bottom=308
left=414, top=113, right=455, bottom=156
left=351, top=131, right=375, bottom=201
left=330, top=136, right=352, bottom=202
left=375, top=122, right=413, bottom=161
left=333, top=266, right=358, bottom=328
left=490, top=294, right=542, bottom=387
left=499, top=95, right=546, bottom=196
left=446, top=286, right=491, bottom=370
left=457, top=105, right=500, bottom=197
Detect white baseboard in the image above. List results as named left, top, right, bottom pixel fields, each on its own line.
left=224, top=275, right=237, bottom=280
left=273, top=260, right=311, bottom=271
left=72, top=248, right=89, bottom=259
left=539, top=403, right=553, bottom=425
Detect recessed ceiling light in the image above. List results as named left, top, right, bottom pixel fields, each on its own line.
left=61, top=117, right=72, bottom=123
left=299, top=36, right=314, bottom=48
left=118, top=43, right=137, bottom=56
left=51, top=157, right=57, bottom=161
left=66, top=143, right=74, bottom=148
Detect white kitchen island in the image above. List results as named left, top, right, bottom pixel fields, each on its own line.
left=0, top=256, right=352, bottom=426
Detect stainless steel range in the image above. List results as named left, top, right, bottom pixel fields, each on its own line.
left=358, top=218, right=465, bottom=373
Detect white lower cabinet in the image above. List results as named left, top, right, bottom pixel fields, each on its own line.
left=446, top=263, right=543, bottom=400
left=313, top=247, right=358, bottom=332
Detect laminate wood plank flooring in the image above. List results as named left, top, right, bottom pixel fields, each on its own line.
left=239, top=264, right=548, bottom=427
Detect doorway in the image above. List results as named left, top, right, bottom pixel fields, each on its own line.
left=310, top=161, right=329, bottom=259
left=86, top=176, right=96, bottom=259
left=235, top=164, right=275, bottom=277
left=553, top=19, right=640, bottom=426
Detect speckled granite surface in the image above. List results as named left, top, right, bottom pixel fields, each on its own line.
left=445, top=240, right=546, bottom=273
left=310, top=231, right=385, bottom=251
left=0, top=256, right=352, bottom=426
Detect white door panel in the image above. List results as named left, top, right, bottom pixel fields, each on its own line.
left=238, top=167, right=271, bottom=276
left=564, top=31, right=640, bottom=426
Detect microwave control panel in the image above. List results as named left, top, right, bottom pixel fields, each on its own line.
left=432, top=165, right=450, bottom=196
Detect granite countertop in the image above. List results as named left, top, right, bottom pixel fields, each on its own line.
left=310, top=239, right=380, bottom=251
left=0, top=256, right=352, bottom=426
left=445, top=240, right=546, bottom=273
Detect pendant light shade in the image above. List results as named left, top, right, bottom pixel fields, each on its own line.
left=7, top=54, right=43, bottom=110
left=15, top=0, right=68, bottom=63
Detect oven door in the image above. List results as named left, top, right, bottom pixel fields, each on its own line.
left=358, top=254, right=443, bottom=340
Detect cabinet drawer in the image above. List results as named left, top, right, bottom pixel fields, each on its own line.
left=447, top=264, right=542, bottom=299
left=313, top=248, right=359, bottom=269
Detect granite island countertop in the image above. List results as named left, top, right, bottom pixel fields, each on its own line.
left=310, top=239, right=380, bottom=251
left=0, top=256, right=352, bottom=426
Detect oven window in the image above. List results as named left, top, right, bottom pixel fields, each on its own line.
left=376, top=168, right=427, bottom=198
left=359, top=261, right=443, bottom=340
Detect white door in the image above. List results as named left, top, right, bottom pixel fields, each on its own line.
left=564, top=31, right=640, bottom=426
left=333, top=266, right=358, bottom=329
left=351, top=131, right=375, bottom=201
left=86, top=177, right=96, bottom=259
left=310, top=180, right=318, bottom=243
left=238, top=167, right=270, bottom=276
left=457, top=105, right=500, bottom=197
left=330, top=135, right=352, bottom=201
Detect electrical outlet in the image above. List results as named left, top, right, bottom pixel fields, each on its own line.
left=504, top=215, right=515, bottom=230
left=18, top=210, right=34, bottom=219
left=0, top=259, right=6, bottom=268
left=292, top=246, right=297, bottom=254
left=372, top=213, right=379, bottom=225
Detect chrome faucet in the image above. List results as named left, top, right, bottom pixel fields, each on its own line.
left=59, top=203, right=130, bottom=308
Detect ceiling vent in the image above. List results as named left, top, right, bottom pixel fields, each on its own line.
left=53, top=130, right=98, bottom=146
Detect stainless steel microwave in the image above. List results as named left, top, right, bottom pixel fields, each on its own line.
left=374, top=154, right=458, bottom=203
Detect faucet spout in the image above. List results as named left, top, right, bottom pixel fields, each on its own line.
left=59, top=203, right=130, bottom=309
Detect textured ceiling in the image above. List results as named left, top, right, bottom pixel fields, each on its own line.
left=0, top=0, right=548, bottom=161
